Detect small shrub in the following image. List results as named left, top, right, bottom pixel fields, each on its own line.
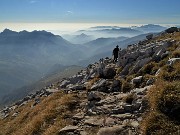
left=141, top=80, right=180, bottom=135
left=172, top=50, right=180, bottom=58
left=158, top=82, right=180, bottom=122
left=139, top=62, right=159, bottom=75
left=159, top=63, right=180, bottom=81
left=86, top=77, right=100, bottom=90
left=116, top=67, right=123, bottom=74
left=125, top=74, right=135, bottom=82
left=121, top=81, right=134, bottom=93
left=123, top=93, right=136, bottom=104
left=140, top=75, right=155, bottom=87
left=142, top=112, right=179, bottom=135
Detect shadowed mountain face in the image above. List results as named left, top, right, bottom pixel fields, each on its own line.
left=0, top=29, right=87, bottom=100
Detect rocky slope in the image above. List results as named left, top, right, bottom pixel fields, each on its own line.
left=0, top=28, right=179, bottom=135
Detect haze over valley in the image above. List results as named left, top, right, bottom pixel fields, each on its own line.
left=0, top=23, right=174, bottom=105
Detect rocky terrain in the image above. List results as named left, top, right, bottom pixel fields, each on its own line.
left=0, top=27, right=180, bottom=135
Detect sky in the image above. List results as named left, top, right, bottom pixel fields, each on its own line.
left=0, top=0, right=180, bottom=32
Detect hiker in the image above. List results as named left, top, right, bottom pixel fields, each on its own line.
left=113, top=45, right=120, bottom=62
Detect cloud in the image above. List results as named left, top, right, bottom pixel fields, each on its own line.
left=30, top=0, right=38, bottom=4
left=67, top=11, right=73, bottom=14
left=64, top=11, right=74, bottom=16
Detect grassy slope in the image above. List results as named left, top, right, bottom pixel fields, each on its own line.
left=0, top=91, right=85, bottom=135
left=141, top=32, right=180, bottom=135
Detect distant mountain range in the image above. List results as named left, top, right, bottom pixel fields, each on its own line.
left=77, top=24, right=167, bottom=38
left=63, top=33, right=94, bottom=44
left=0, top=24, right=169, bottom=106
left=132, top=24, right=167, bottom=33
left=0, top=29, right=86, bottom=102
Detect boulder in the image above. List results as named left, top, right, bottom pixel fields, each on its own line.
left=110, top=80, right=121, bottom=92
left=73, top=112, right=85, bottom=120
left=111, top=113, right=134, bottom=120
left=131, top=76, right=143, bottom=85
left=69, top=85, right=86, bottom=91
left=59, top=80, right=71, bottom=88
left=146, top=34, right=153, bottom=40
left=120, top=63, right=132, bottom=75
left=167, top=58, right=180, bottom=66
left=84, top=117, right=104, bottom=126
left=97, top=125, right=125, bottom=135
left=90, top=79, right=107, bottom=90
left=132, top=86, right=152, bottom=95
left=87, top=92, right=101, bottom=101
left=155, top=69, right=161, bottom=76
left=58, top=125, right=78, bottom=134
left=130, top=57, right=152, bottom=73
left=12, top=112, right=18, bottom=117
left=102, top=68, right=116, bottom=79
left=161, top=51, right=169, bottom=59
left=146, top=78, right=154, bottom=85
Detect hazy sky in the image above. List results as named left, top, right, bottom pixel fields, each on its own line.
left=0, top=0, right=180, bottom=32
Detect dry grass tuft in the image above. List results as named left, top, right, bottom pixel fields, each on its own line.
left=159, top=62, right=180, bottom=81
left=86, top=77, right=100, bottom=90
left=141, top=63, right=180, bottom=135
left=122, top=93, right=137, bottom=104
left=172, top=49, right=180, bottom=58
left=0, top=92, right=79, bottom=135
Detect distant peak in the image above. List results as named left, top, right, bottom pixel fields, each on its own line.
left=1, top=29, right=17, bottom=35
left=30, top=30, right=55, bottom=37
left=2, top=28, right=14, bottom=33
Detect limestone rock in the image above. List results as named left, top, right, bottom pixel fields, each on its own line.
left=102, top=68, right=116, bottom=79
left=111, top=113, right=134, bottom=120
left=87, top=92, right=101, bottom=101
left=167, top=58, right=180, bottom=66
left=68, top=85, right=86, bottom=90
left=84, top=116, right=104, bottom=126
left=59, top=125, right=78, bottom=134
left=59, top=80, right=71, bottom=88
left=131, top=76, right=143, bottom=85
left=97, top=125, right=125, bottom=135
left=146, top=78, right=154, bottom=85
left=73, top=112, right=85, bottom=120
left=110, top=80, right=121, bottom=92
left=90, top=79, right=106, bottom=90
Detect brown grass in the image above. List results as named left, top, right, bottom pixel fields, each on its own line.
left=86, top=77, right=100, bottom=90
left=0, top=92, right=79, bottom=135
left=172, top=49, right=180, bottom=58
left=122, top=93, right=137, bottom=104
left=139, top=62, right=159, bottom=76
left=159, top=62, right=180, bottom=81
left=141, top=62, right=180, bottom=135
